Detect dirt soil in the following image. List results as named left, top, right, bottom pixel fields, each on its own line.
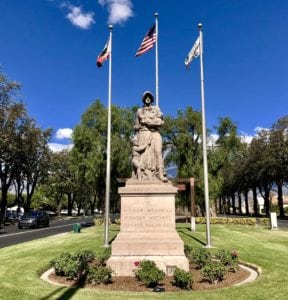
left=49, top=263, right=250, bottom=292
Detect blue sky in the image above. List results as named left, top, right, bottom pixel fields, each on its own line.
left=1, top=0, right=288, bottom=151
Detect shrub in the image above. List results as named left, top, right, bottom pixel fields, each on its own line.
left=271, top=205, right=279, bottom=214
left=114, top=218, right=121, bottom=225
left=215, top=249, right=239, bottom=272
left=201, top=261, right=227, bottom=284
left=50, top=252, right=82, bottom=280
left=94, top=218, right=104, bottom=226
left=50, top=249, right=95, bottom=280
left=192, top=248, right=211, bottom=269
left=259, top=218, right=270, bottom=226
left=101, top=247, right=111, bottom=261
left=134, top=260, right=165, bottom=287
left=195, top=217, right=257, bottom=225
left=245, top=218, right=256, bottom=225
left=50, top=252, right=74, bottom=277
left=184, top=244, right=194, bottom=261
left=87, top=265, right=113, bottom=285
left=173, top=267, right=193, bottom=289
left=74, top=249, right=95, bottom=262
left=90, top=247, right=111, bottom=268
left=94, top=218, right=111, bottom=226
left=184, top=244, right=193, bottom=256
left=215, top=249, right=231, bottom=264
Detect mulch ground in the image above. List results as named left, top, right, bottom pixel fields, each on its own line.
left=49, top=263, right=250, bottom=292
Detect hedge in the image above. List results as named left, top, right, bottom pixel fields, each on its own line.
left=195, top=217, right=263, bottom=226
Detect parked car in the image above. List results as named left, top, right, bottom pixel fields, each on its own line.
left=45, top=211, right=57, bottom=217
left=4, top=210, right=18, bottom=223
left=60, top=209, right=78, bottom=216
left=5, top=206, right=24, bottom=223
left=18, top=211, right=49, bottom=229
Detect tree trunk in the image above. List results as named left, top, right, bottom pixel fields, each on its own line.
left=227, top=195, right=231, bottom=215
left=89, top=193, right=98, bottom=215
left=219, top=196, right=223, bottom=214
left=222, top=196, right=227, bottom=214
left=0, top=168, right=14, bottom=229
left=0, top=185, right=8, bottom=230
left=24, top=173, right=39, bottom=213
left=214, top=198, right=218, bottom=215
left=277, top=181, right=285, bottom=217
left=244, top=190, right=250, bottom=216
left=238, top=193, right=242, bottom=215
left=264, top=184, right=270, bottom=218
left=24, top=182, right=32, bottom=213
left=67, top=193, right=75, bottom=216
left=252, top=186, right=258, bottom=216
left=231, top=193, right=236, bottom=215
left=57, top=197, right=62, bottom=216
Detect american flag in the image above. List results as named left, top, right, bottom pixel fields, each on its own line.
left=135, top=24, right=156, bottom=57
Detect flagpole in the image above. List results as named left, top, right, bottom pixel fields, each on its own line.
left=198, top=23, right=212, bottom=248
left=155, top=12, right=159, bottom=107
left=104, top=24, right=113, bottom=248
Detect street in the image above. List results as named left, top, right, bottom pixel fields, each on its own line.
left=0, top=216, right=94, bottom=249
left=1, top=215, right=287, bottom=249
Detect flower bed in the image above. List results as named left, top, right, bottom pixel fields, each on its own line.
left=43, top=248, right=258, bottom=292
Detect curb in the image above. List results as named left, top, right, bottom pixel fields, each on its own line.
left=239, top=260, right=262, bottom=275
left=41, top=268, right=69, bottom=287
left=233, top=264, right=259, bottom=287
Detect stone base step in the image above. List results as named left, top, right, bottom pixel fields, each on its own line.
left=107, top=255, right=189, bottom=276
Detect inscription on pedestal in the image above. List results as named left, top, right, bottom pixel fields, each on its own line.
left=121, top=203, right=175, bottom=231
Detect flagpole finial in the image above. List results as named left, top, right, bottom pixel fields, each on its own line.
left=198, top=23, right=203, bottom=30
left=155, top=12, right=158, bottom=17
left=109, top=24, right=113, bottom=30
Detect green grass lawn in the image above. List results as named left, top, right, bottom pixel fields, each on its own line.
left=0, top=224, right=287, bottom=300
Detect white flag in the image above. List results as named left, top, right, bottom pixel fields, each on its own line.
left=184, top=36, right=200, bottom=67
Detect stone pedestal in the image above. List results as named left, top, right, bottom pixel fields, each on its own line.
left=107, top=180, right=189, bottom=276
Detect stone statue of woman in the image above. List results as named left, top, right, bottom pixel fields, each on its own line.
left=132, top=91, right=168, bottom=182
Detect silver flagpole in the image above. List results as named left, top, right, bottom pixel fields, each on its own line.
left=104, top=24, right=113, bottom=247
left=198, top=23, right=212, bottom=247
left=155, top=12, right=159, bottom=107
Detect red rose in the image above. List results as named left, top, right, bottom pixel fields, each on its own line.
left=134, top=261, right=140, bottom=267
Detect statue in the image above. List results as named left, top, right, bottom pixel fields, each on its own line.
left=132, top=91, right=168, bottom=182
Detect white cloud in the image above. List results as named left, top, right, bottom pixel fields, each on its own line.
left=239, top=127, right=272, bottom=144
left=55, top=128, right=73, bottom=139
left=254, top=126, right=270, bottom=133
left=208, top=132, right=254, bottom=146
left=99, top=0, right=133, bottom=24
left=49, top=143, right=73, bottom=153
left=207, top=133, right=219, bottom=147
left=63, top=3, right=95, bottom=29
left=240, top=134, right=253, bottom=144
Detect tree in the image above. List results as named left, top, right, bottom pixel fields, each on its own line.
left=162, top=107, right=202, bottom=178
left=249, top=131, right=273, bottom=217
left=0, top=71, right=52, bottom=230
left=18, top=121, right=52, bottom=212
left=0, top=72, right=25, bottom=228
left=40, top=150, right=72, bottom=215
left=213, top=117, right=242, bottom=215
left=70, top=100, right=134, bottom=214
left=270, top=116, right=288, bottom=217
left=162, top=106, right=216, bottom=214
